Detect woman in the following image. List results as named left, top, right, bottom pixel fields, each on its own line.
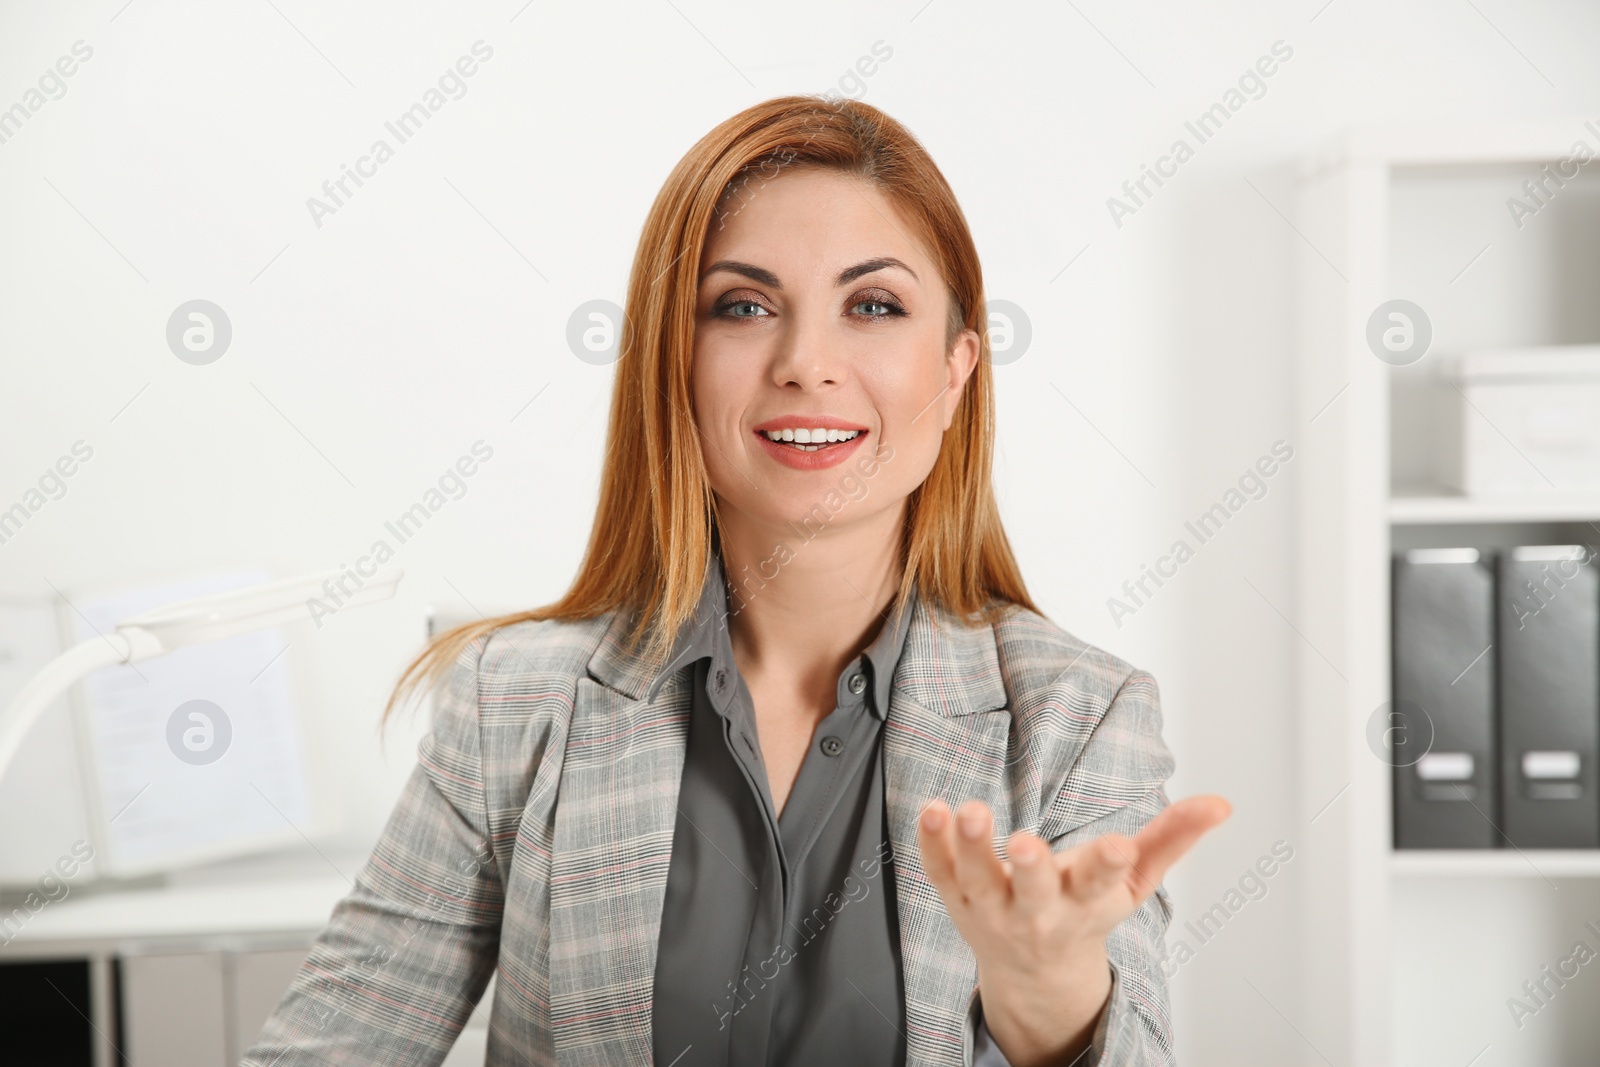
left=243, top=96, right=1228, bottom=1067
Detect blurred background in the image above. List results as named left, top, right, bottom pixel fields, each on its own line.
left=4, top=1, right=1600, bottom=1064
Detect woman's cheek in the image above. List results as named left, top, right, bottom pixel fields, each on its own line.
left=911, top=413, right=951, bottom=474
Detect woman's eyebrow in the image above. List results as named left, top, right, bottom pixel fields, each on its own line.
left=698, top=256, right=919, bottom=289
left=836, top=257, right=918, bottom=285
left=700, top=260, right=781, bottom=287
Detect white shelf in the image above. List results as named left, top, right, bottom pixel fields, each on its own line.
left=1388, top=488, right=1600, bottom=525
left=1392, top=850, right=1600, bottom=878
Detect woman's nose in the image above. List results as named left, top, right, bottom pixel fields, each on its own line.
left=770, top=305, right=844, bottom=389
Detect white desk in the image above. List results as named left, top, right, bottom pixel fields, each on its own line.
left=6, top=873, right=351, bottom=955
left=1, top=851, right=493, bottom=1066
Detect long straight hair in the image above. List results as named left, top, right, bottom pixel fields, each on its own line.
left=380, top=95, right=1037, bottom=727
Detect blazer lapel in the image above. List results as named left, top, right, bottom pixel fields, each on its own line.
left=547, top=615, right=693, bottom=1066
left=883, top=594, right=1013, bottom=1067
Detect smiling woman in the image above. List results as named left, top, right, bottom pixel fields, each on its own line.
left=240, top=96, right=1229, bottom=1067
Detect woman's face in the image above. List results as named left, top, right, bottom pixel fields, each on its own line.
left=690, top=166, right=980, bottom=539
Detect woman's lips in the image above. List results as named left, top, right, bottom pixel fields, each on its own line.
left=753, top=429, right=869, bottom=471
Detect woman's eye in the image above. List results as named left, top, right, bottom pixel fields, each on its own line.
left=714, top=299, right=769, bottom=318
left=850, top=298, right=905, bottom=318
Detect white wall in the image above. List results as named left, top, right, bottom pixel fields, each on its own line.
left=4, top=1, right=1599, bottom=1062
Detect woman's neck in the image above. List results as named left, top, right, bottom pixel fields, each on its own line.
left=714, top=499, right=908, bottom=701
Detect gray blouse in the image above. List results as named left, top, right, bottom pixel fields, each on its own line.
left=646, top=550, right=1013, bottom=1067
left=646, top=550, right=915, bottom=1067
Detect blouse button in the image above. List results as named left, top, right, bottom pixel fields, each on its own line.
left=847, top=672, right=866, bottom=696
left=821, top=735, right=845, bottom=757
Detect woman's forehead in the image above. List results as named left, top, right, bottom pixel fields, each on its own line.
left=700, top=169, right=930, bottom=281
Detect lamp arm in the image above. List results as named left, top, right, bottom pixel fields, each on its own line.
left=0, top=635, right=137, bottom=786
left=0, top=566, right=403, bottom=790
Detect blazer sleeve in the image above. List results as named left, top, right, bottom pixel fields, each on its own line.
left=239, top=636, right=505, bottom=1065
left=1043, top=666, right=1178, bottom=1067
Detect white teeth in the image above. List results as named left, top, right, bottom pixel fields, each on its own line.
left=761, top=427, right=862, bottom=446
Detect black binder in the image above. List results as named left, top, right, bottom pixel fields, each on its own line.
left=1392, top=548, right=1497, bottom=848
left=1498, top=545, right=1600, bottom=849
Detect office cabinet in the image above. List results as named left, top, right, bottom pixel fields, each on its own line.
left=4, top=932, right=493, bottom=1065
left=122, top=951, right=230, bottom=1066
left=119, top=946, right=317, bottom=1065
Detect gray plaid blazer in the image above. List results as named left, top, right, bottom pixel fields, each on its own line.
left=241, top=592, right=1177, bottom=1066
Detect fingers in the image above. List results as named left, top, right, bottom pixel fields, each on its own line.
left=1004, top=830, right=1057, bottom=912
left=917, top=800, right=967, bottom=894
left=920, top=794, right=1233, bottom=922
left=953, top=800, right=1009, bottom=907
left=919, top=799, right=1008, bottom=910
left=1123, top=794, right=1232, bottom=898
left=1062, top=833, right=1138, bottom=903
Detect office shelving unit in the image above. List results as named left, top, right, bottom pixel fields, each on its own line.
left=1293, top=121, right=1600, bottom=1067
